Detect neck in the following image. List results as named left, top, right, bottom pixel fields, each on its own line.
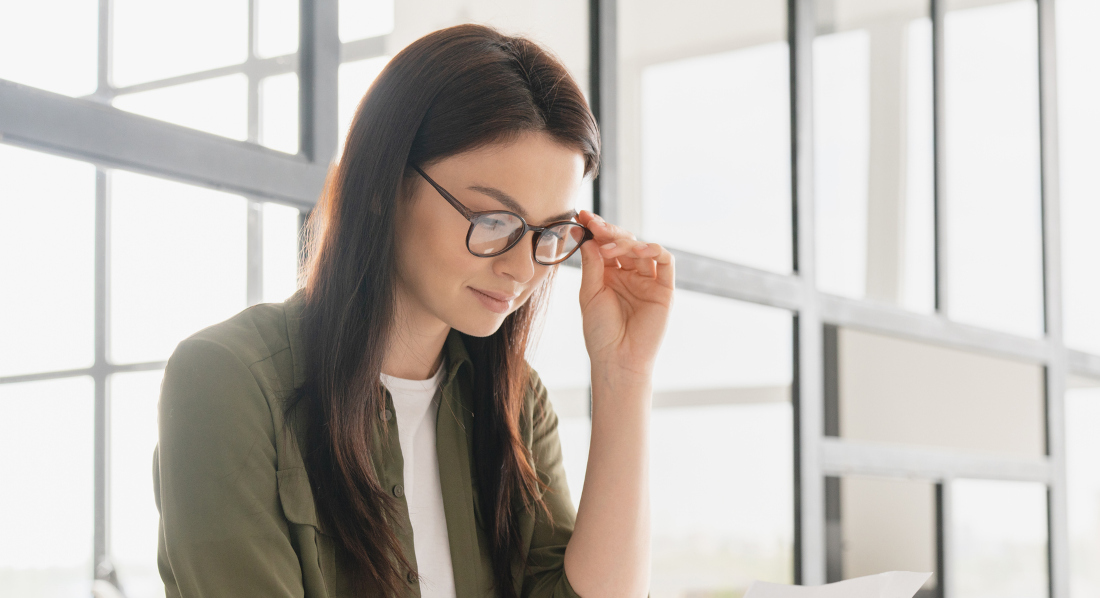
left=382, top=283, right=450, bottom=380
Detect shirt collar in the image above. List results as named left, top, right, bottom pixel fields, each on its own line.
left=284, top=287, right=308, bottom=390
left=442, top=326, right=474, bottom=389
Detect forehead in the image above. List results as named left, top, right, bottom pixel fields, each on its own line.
left=423, top=132, right=586, bottom=223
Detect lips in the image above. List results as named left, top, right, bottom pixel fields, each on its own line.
left=471, top=288, right=519, bottom=302
left=469, top=287, right=519, bottom=314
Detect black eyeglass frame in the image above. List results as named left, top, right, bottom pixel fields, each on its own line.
left=410, top=163, right=595, bottom=266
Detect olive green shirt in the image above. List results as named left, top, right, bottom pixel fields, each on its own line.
left=153, top=288, right=583, bottom=597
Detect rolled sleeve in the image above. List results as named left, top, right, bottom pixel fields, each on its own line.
left=521, top=371, right=585, bottom=598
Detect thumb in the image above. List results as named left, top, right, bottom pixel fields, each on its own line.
left=578, top=236, right=604, bottom=306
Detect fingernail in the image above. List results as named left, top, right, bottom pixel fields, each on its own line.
left=600, top=242, right=616, bottom=250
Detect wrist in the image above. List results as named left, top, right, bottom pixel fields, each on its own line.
left=590, top=361, right=653, bottom=394
left=590, top=354, right=655, bottom=377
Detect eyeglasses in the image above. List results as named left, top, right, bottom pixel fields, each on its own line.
left=411, top=163, right=594, bottom=266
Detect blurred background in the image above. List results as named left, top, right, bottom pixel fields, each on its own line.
left=0, top=0, right=1098, bottom=597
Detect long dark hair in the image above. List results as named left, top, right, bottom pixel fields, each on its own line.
left=289, top=24, right=600, bottom=597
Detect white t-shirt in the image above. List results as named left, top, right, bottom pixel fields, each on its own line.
left=379, top=361, right=456, bottom=598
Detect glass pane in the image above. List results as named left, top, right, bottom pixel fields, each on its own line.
left=814, top=28, right=870, bottom=299
left=0, top=377, right=94, bottom=596
left=837, top=327, right=1045, bottom=458
left=528, top=268, right=590, bottom=511
left=113, top=74, right=249, bottom=141
left=111, top=0, right=248, bottom=86
left=339, top=0, right=395, bottom=42
left=952, top=479, right=1048, bottom=598
left=0, top=0, right=98, bottom=97
left=944, top=0, right=1043, bottom=337
left=256, top=0, right=299, bottom=58
left=814, top=1, right=935, bottom=313
left=1057, top=0, right=1100, bottom=356
left=109, top=170, right=247, bottom=364
left=0, top=145, right=95, bottom=378
left=829, top=476, right=937, bottom=595
left=260, top=73, right=300, bottom=154
left=110, top=370, right=165, bottom=598
left=650, top=291, right=793, bottom=595
left=338, top=56, right=391, bottom=157
left=263, top=202, right=302, bottom=303
left=1066, top=377, right=1100, bottom=597
left=903, top=17, right=936, bottom=313
left=632, top=0, right=791, bottom=272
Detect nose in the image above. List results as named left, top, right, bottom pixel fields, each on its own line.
left=492, top=230, right=539, bottom=283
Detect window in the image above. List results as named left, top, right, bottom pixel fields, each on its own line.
left=812, top=0, right=935, bottom=312
left=943, top=0, right=1043, bottom=337
left=650, top=291, right=793, bottom=594
left=832, top=327, right=1046, bottom=459
left=0, top=1, right=98, bottom=97
left=951, top=479, right=1048, bottom=597
left=0, top=4, right=311, bottom=582
left=0, top=146, right=95, bottom=378
left=109, top=370, right=166, bottom=598
left=109, top=171, right=249, bottom=364
left=1057, top=0, right=1100, bottom=356
left=826, top=476, right=938, bottom=596
left=1066, top=376, right=1100, bottom=597
left=625, top=0, right=791, bottom=273
left=0, top=377, right=95, bottom=594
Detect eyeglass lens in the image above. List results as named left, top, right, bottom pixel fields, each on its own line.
left=534, top=223, right=587, bottom=263
left=468, top=213, right=527, bottom=255
left=467, top=213, right=587, bottom=264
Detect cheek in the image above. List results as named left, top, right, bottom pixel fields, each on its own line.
left=400, top=217, right=484, bottom=295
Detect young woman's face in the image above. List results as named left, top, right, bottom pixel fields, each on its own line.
left=394, top=131, right=587, bottom=337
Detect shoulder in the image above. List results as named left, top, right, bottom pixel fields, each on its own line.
left=163, top=292, right=302, bottom=407
left=522, top=362, right=559, bottom=436
left=524, top=362, right=550, bottom=407
left=181, top=299, right=294, bottom=368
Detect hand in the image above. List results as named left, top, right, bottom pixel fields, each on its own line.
left=575, top=210, right=674, bottom=377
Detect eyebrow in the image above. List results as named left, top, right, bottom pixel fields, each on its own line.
left=467, top=185, right=578, bottom=225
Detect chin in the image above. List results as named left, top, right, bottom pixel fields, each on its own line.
left=450, top=316, right=507, bottom=338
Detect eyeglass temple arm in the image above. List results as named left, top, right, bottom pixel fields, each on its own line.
left=410, top=163, right=475, bottom=221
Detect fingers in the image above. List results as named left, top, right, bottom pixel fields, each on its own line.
left=577, top=211, right=672, bottom=286
left=598, top=239, right=660, bottom=274
left=578, top=229, right=605, bottom=304
left=653, top=243, right=675, bottom=289
left=578, top=210, right=636, bottom=244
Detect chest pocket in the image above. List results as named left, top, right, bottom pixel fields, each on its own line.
left=277, top=467, right=320, bottom=528
left=278, top=467, right=341, bottom=597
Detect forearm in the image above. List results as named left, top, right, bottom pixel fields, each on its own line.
left=563, top=365, right=652, bottom=598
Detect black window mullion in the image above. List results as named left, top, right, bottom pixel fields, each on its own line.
left=1037, top=1, right=1068, bottom=597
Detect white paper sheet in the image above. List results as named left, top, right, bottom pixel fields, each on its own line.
left=743, top=572, right=932, bottom=598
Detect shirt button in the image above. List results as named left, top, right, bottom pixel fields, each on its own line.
left=392, top=484, right=404, bottom=497
left=407, top=570, right=418, bottom=584
left=383, top=409, right=393, bottom=421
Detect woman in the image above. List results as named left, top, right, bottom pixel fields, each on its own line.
left=154, top=23, right=673, bottom=598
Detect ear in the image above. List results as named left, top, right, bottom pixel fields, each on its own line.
left=392, top=169, right=421, bottom=220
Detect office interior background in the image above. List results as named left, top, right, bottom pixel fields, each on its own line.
left=1, top=0, right=1098, bottom=596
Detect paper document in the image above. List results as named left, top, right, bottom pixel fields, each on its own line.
left=743, top=571, right=932, bottom=598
